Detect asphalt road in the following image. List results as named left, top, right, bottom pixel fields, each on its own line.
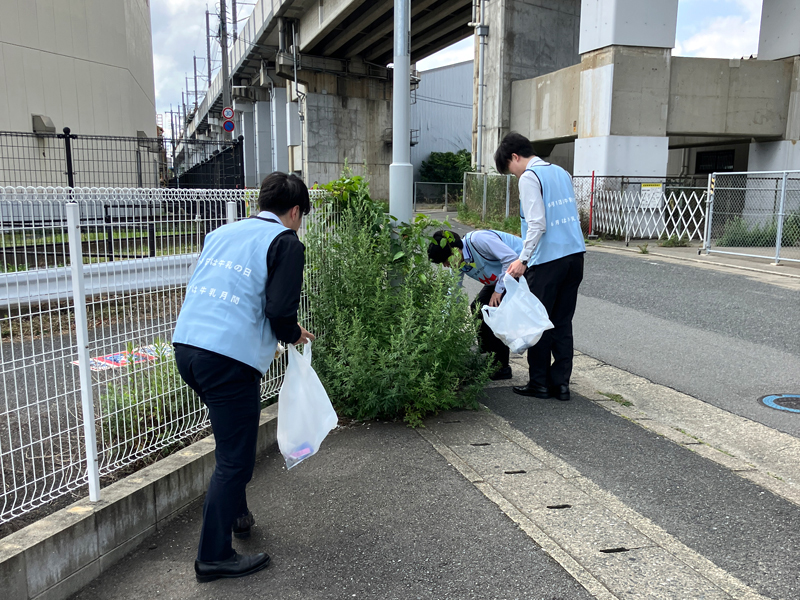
left=438, top=213, right=800, bottom=439
left=574, top=250, right=800, bottom=439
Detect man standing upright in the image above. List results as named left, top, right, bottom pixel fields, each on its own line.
left=494, top=133, right=585, bottom=401
left=173, top=172, right=314, bottom=582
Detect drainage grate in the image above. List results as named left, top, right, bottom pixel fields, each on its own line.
left=760, top=394, right=800, bottom=414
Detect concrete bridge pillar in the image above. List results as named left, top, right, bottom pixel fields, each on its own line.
left=298, top=74, right=393, bottom=199
left=234, top=99, right=258, bottom=188
left=271, top=87, right=290, bottom=173
left=476, top=0, right=581, bottom=172
left=573, top=0, right=679, bottom=177
left=749, top=1, right=800, bottom=171
left=254, top=100, right=272, bottom=185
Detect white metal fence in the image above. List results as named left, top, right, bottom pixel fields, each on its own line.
left=0, top=186, right=329, bottom=524
left=592, top=188, right=707, bottom=244
left=703, top=171, right=800, bottom=264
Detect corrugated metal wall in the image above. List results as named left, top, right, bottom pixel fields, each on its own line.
left=410, top=61, right=474, bottom=180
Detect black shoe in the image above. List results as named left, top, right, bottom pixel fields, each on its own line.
left=512, top=383, right=550, bottom=399
left=549, top=385, right=570, bottom=401
left=233, top=511, right=255, bottom=539
left=490, top=366, right=512, bottom=381
left=195, top=551, right=270, bottom=583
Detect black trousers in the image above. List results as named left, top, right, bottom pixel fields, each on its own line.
left=523, top=252, right=584, bottom=388
left=174, top=344, right=262, bottom=562
left=471, top=284, right=510, bottom=368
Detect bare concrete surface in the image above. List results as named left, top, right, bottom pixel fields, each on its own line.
left=69, top=421, right=595, bottom=600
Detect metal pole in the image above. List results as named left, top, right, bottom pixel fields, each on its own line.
left=413, top=181, right=417, bottom=212
left=136, top=148, right=143, bottom=188
left=389, top=0, right=413, bottom=224
left=220, top=0, right=232, bottom=141
left=62, top=127, right=75, bottom=188
left=703, top=174, right=714, bottom=255
left=232, top=0, right=238, bottom=41
left=445, top=183, right=448, bottom=211
left=774, top=171, right=788, bottom=265
left=482, top=172, right=487, bottom=220
left=193, top=54, right=199, bottom=111
left=505, top=174, right=510, bottom=218
left=475, top=0, right=487, bottom=173
left=462, top=170, right=467, bottom=208
left=66, top=203, right=101, bottom=502
left=206, top=9, right=212, bottom=86
left=227, top=200, right=238, bottom=224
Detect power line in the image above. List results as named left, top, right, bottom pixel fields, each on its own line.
left=415, top=94, right=473, bottom=109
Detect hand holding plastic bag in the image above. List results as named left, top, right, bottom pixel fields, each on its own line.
left=277, top=342, right=338, bottom=469
left=481, top=274, right=554, bottom=354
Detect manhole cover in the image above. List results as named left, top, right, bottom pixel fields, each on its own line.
left=760, top=394, right=800, bottom=413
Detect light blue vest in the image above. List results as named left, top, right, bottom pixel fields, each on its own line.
left=460, top=230, right=523, bottom=286
left=172, top=217, right=289, bottom=374
left=521, top=164, right=586, bottom=265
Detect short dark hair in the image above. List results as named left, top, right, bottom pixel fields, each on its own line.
left=427, top=230, right=463, bottom=264
left=257, top=172, right=311, bottom=216
left=494, top=132, right=535, bottom=174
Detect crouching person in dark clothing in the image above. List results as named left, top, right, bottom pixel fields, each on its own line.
left=172, top=172, right=315, bottom=582
left=428, top=228, right=524, bottom=380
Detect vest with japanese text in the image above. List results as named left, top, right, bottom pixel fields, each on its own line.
left=172, top=217, right=289, bottom=374
left=522, top=164, right=586, bottom=265
left=460, top=230, right=523, bottom=286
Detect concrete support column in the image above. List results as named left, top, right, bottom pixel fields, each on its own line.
left=286, top=97, right=302, bottom=175
left=271, top=88, right=289, bottom=173
left=254, top=100, right=272, bottom=184
left=234, top=100, right=257, bottom=187
left=757, top=0, right=800, bottom=61
left=476, top=0, right=581, bottom=172
left=573, top=0, right=678, bottom=177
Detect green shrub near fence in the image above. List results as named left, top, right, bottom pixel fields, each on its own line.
left=716, top=212, right=800, bottom=248
left=306, top=177, right=492, bottom=427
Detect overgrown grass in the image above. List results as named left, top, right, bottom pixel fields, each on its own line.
left=716, top=212, right=800, bottom=248
left=456, top=203, right=520, bottom=235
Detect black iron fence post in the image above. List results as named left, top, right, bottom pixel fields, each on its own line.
left=60, top=127, right=76, bottom=188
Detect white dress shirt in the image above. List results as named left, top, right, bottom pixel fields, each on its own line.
left=518, top=157, right=548, bottom=263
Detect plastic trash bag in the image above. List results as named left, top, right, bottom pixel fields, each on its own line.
left=481, top=274, right=554, bottom=354
left=277, top=342, right=338, bottom=469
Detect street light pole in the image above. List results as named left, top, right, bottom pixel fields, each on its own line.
left=389, top=0, right=413, bottom=224
left=220, top=0, right=232, bottom=140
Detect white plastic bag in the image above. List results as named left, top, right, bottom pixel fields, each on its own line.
left=481, top=274, right=554, bottom=354
left=277, top=342, right=338, bottom=469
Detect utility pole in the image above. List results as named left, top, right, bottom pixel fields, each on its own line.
left=389, top=0, right=413, bottom=224
left=206, top=8, right=212, bottom=86
left=193, top=54, right=199, bottom=110
left=232, top=0, right=238, bottom=41
left=220, top=0, right=232, bottom=140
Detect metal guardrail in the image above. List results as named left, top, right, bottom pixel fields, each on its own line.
left=0, top=186, right=331, bottom=525
left=0, top=254, right=199, bottom=310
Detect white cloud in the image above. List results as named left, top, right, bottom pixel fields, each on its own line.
left=675, top=0, right=762, bottom=58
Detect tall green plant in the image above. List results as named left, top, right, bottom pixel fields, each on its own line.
left=306, top=178, right=492, bottom=427
left=419, top=150, right=472, bottom=183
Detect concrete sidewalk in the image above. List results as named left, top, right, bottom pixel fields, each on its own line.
left=70, top=417, right=594, bottom=600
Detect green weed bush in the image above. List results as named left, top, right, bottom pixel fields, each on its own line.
left=306, top=182, right=492, bottom=427
left=716, top=213, right=800, bottom=248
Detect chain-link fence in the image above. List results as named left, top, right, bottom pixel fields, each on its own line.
left=413, top=182, right=463, bottom=211
left=463, top=173, right=519, bottom=221
left=703, top=171, right=800, bottom=264
left=0, top=186, right=328, bottom=525
left=0, top=129, right=245, bottom=190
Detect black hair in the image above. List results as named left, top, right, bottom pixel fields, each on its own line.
left=494, top=132, right=535, bottom=174
left=257, top=172, right=311, bottom=216
left=427, top=230, right=463, bottom=264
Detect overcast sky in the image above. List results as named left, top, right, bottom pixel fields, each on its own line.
left=152, top=0, right=764, bottom=122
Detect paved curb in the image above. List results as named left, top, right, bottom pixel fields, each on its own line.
left=587, top=244, right=800, bottom=280
left=0, top=404, right=278, bottom=600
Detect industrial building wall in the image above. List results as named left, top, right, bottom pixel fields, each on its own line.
left=411, top=61, right=474, bottom=180
left=0, top=0, right=156, bottom=136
